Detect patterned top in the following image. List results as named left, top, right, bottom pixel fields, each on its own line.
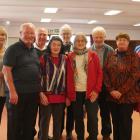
left=104, top=49, right=140, bottom=103
left=135, top=45, right=140, bottom=57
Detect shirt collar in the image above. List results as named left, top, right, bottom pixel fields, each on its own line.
left=33, top=42, right=46, bottom=51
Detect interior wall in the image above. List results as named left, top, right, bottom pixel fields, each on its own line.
left=5, top=24, right=140, bottom=47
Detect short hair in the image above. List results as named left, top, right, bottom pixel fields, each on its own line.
left=35, top=27, right=48, bottom=35
left=73, top=32, right=87, bottom=48
left=92, top=26, right=106, bottom=37
left=0, top=26, right=8, bottom=41
left=47, top=36, right=64, bottom=54
left=19, top=23, right=36, bottom=32
left=116, top=33, right=130, bottom=42
left=59, top=24, right=72, bottom=35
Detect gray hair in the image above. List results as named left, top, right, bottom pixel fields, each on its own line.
left=74, top=32, right=87, bottom=48
left=92, top=26, right=106, bottom=37
left=59, top=24, right=72, bottom=35
left=35, top=27, right=48, bottom=35
left=19, top=23, right=36, bottom=32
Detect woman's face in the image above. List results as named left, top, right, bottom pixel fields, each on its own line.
left=116, top=38, right=129, bottom=52
left=50, top=40, right=62, bottom=56
left=75, top=36, right=86, bottom=50
left=0, top=32, right=6, bottom=48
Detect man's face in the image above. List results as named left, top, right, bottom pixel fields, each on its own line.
left=61, top=31, right=71, bottom=43
left=92, top=32, right=105, bottom=47
left=36, top=28, right=47, bottom=48
left=20, top=26, right=35, bottom=47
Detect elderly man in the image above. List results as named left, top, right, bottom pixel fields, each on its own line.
left=3, top=23, right=41, bottom=140
left=34, top=27, right=48, bottom=57
left=90, top=26, right=113, bottom=140
left=32, top=27, right=48, bottom=137
left=60, top=24, right=74, bottom=140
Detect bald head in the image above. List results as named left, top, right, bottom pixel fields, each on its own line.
left=35, top=27, right=48, bottom=49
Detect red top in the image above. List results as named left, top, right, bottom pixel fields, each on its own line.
left=67, top=50, right=103, bottom=101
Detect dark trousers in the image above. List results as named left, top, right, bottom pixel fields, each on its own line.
left=110, top=102, right=134, bottom=140
left=98, top=89, right=112, bottom=136
left=72, top=92, right=98, bottom=140
left=61, top=104, right=74, bottom=135
left=0, top=96, right=6, bottom=124
left=6, top=92, right=39, bottom=140
left=39, top=103, right=65, bottom=140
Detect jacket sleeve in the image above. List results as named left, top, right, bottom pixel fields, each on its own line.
left=94, top=54, right=103, bottom=93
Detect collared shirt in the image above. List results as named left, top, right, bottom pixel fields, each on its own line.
left=3, top=40, right=41, bottom=93
left=34, top=43, right=47, bottom=57
left=93, top=44, right=105, bottom=67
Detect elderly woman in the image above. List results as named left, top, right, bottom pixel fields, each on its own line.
left=59, top=24, right=74, bottom=140
left=39, top=36, right=69, bottom=140
left=0, top=26, right=7, bottom=124
left=67, top=33, right=102, bottom=140
left=104, top=33, right=140, bottom=140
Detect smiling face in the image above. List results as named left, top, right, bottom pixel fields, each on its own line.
left=50, top=40, right=62, bottom=57
left=74, top=35, right=87, bottom=50
left=36, top=28, right=47, bottom=48
left=20, top=24, right=35, bottom=47
left=92, top=32, right=105, bottom=48
left=61, top=30, right=72, bottom=43
left=0, top=32, right=7, bottom=49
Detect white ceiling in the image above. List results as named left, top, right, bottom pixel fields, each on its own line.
left=0, top=0, right=140, bottom=37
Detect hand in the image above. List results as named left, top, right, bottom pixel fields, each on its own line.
left=66, top=97, right=71, bottom=107
left=9, top=91, right=18, bottom=105
left=89, top=91, right=98, bottom=103
left=40, top=92, right=49, bottom=106
left=0, top=72, right=4, bottom=79
left=110, top=90, right=122, bottom=99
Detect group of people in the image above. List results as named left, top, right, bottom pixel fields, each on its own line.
left=0, top=22, right=140, bottom=140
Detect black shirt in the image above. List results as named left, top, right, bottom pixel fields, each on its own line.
left=35, top=48, right=46, bottom=58
left=63, top=42, right=73, bottom=55
left=3, top=40, right=41, bottom=93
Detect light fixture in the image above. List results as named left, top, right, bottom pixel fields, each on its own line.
left=40, top=18, right=51, bottom=22
left=132, top=0, right=140, bottom=2
left=104, top=10, right=122, bottom=16
left=44, top=8, right=58, bottom=13
left=133, top=23, right=140, bottom=26
left=88, top=20, right=97, bottom=24
left=5, top=20, right=10, bottom=25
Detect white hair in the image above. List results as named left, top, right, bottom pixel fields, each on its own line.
left=92, top=26, right=106, bottom=37
left=35, top=27, right=48, bottom=35
left=19, top=23, right=36, bottom=32
left=59, top=24, right=72, bottom=35
left=74, top=32, right=87, bottom=48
